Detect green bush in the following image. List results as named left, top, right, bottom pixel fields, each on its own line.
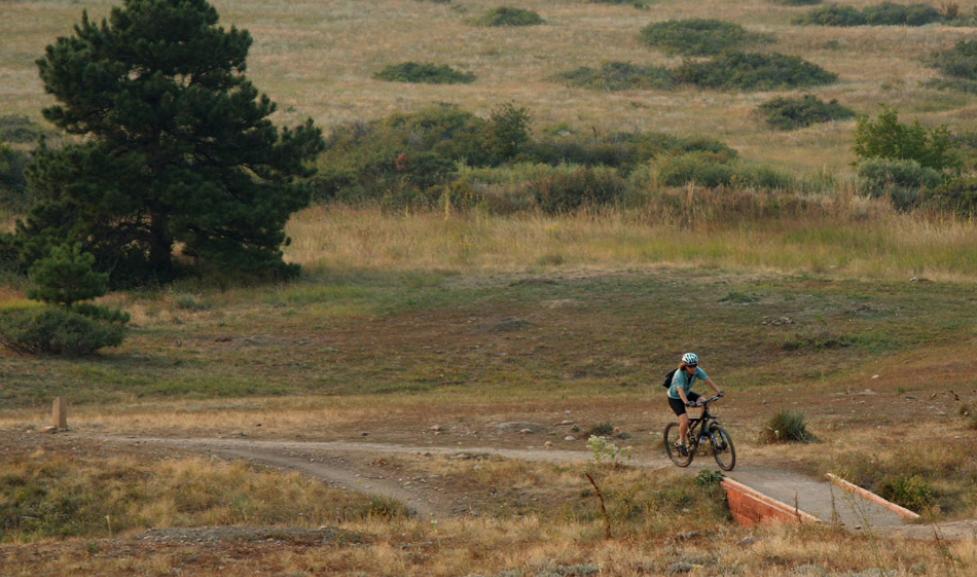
left=0, top=306, right=126, bottom=356
left=926, top=176, right=977, bottom=216
left=674, top=52, right=838, bottom=90
left=758, top=94, right=855, bottom=130
left=877, top=474, right=937, bottom=512
left=374, top=62, right=475, bottom=84
left=590, top=0, right=652, bottom=6
left=853, top=107, right=959, bottom=171
left=794, top=4, right=868, bottom=25
left=657, top=152, right=735, bottom=187
left=759, top=411, right=815, bottom=443
left=529, top=166, right=628, bottom=213
left=476, top=7, right=544, bottom=26
left=557, top=62, right=675, bottom=91
left=856, top=158, right=942, bottom=210
left=0, top=115, right=44, bottom=144
left=796, top=3, right=942, bottom=26
left=862, top=2, right=941, bottom=25
left=484, top=103, right=532, bottom=164
left=640, top=19, right=772, bottom=56
left=931, top=39, right=977, bottom=81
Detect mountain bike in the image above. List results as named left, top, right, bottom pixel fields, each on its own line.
left=663, top=394, right=736, bottom=471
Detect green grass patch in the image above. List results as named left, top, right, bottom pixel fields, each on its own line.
left=674, top=52, right=838, bottom=90
left=374, top=62, right=475, bottom=84
left=758, top=94, right=855, bottom=130
left=475, top=7, right=544, bottom=26
left=557, top=62, right=675, bottom=91
left=640, top=19, right=773, bottom=56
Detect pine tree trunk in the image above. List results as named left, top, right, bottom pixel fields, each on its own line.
left=149, top=211, right=174, bottom=282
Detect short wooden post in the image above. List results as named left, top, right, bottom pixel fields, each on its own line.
left=52, top=397, right=67, bottom=430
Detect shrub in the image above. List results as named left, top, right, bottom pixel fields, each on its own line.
left=759, top=411, right=815, bottom=443
left=657, top=152, right=735, bottom=187
left=557, top=62, right=675, bottom=91
left=0, top=307, right=126, bottom=355
left=0, top=115, right=44, bottom=144
left=484, top=103, right=532, bottom=164
left=529, top=166, right=628, bottom=213
left=373, top=62, right=475, bottom=84
left=758, top=94, right=855, bottom=130
left=590, top=0, right=652, bottom=6
left=931, top=39, right=977, bottom=81
left=586, top=422, right=616, bottom=437
left=476, top=7, right=544, bottom=26
left=926, top=176, right=977, bottom=216
left=853, top=107, right=958, bottom=171
left=797, top=3, right=942, bottom=26
left=640, top=19, right=772, bottom=56
left=794, top=4, right=868, bottom=25
left=877, top=474, right=937, bottom=512
left=674, top=52, right=838, bottom=90
left=862, top=2, right=941, bottom=25
left=857, top=158, right=942, bottom=209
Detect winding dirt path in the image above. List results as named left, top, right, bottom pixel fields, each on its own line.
left=96, top=435, right=975, bottom=539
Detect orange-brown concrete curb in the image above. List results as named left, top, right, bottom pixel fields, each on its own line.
left=825, top=473, right=921, bottom=521
left=722, top=478, right=821, bottom=527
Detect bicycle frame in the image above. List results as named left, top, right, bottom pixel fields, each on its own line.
left=686, top=397, right=721, bottom=453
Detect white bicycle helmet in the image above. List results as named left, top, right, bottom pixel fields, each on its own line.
left=681, top=352, right=699, bottom=366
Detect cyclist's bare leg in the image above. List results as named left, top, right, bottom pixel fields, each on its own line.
left=678, top=413, right=690, bottom=446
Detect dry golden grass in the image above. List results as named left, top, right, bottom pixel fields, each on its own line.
left=4, top=0, right=977, bottom=175
left=286, top=204, right=977, bottom=282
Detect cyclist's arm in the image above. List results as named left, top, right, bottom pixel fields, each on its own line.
left=677, top=388, right=691, bottom=406
left=703, top=377, right=723, bottom=396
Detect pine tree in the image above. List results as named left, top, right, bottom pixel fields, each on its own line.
left=17, top=0, right=324, bottom=286
left=27, top=244, right=108, bottom=308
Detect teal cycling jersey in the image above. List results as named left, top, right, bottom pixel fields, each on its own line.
left=667, top=367, right=709, bottom=400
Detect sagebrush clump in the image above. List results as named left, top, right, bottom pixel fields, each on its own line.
left=796, top=3, right=942, bottom=26
left=928, top=39, right=977, bottom=93
left=857, top=158, right=942, bottom=210
left=374, top=62, right=475, bottom=84
left=475, top=7, right=544, bottom=26
left=557, top=62, right=675, bottom=91
left=758, top=95, right=855, bottom=130
left=640, top=19, right=773, bottom=56
left=674, top=52, right=838, bottom=90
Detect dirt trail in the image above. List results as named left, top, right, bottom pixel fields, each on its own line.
left=98, top=435, right=969, bottom=538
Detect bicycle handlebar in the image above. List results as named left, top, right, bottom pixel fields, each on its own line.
left=690, top=393, right=725, bottom=407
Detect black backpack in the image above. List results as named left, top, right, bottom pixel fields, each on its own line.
left=662, top=368, right=678, bottom=388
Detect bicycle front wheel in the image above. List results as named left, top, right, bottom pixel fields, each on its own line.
left=709, top=425, right=736, bottom=471
left=664, top=422, right=693, bottom=467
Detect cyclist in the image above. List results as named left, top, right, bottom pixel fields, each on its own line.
left=667, top=352, right=723, bottom=455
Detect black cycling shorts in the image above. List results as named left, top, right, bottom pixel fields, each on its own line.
left=668, top=391, right=700, bottom=416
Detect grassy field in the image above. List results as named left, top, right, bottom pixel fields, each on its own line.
left=2, top=0, right=977, bottom=176
left=3, top=1, right=977, bottom=574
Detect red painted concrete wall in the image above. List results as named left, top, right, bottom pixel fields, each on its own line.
left=722, top=479, right=819, bottom=527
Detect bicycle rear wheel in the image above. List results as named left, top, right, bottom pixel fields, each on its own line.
left=664, top=422, right=693, bottom=467
left=709, top=425, right=736, bottom=471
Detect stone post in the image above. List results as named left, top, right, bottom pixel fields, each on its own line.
left=52, top=397, right=67, bottom=430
